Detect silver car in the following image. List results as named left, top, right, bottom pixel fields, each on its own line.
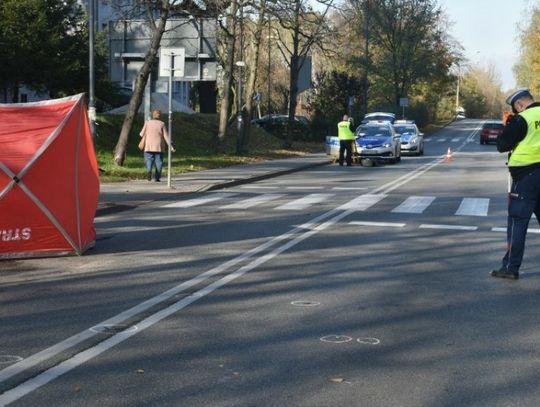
left=393, top=121, right=424, bottom=156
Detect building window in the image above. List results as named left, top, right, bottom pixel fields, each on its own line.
left=20, top=94, right=28, bottom=103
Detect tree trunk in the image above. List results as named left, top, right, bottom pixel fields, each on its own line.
left=243, top=6, right=266, bottom=151
left=286, top=53, right=300, bottom=148
left=113, top=4, right=170, bottom=166
left=216, top=0, right=239, bottom=149
left=285, top=1, right=301, bottom=149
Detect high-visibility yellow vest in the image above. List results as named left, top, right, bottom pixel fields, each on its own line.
left=509, top=106, right=540, bottom=167
left=338, top=121, right=355, bottom=140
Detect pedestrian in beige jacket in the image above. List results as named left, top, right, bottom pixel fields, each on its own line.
left=139, top=109, right=175, bottom=182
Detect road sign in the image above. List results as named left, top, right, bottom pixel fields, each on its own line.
left=159, top=47, right=185, bottom=78
left=399, top=97, right=409, bottom=107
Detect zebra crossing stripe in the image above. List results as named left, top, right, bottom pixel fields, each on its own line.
left=337, top=194, right=386, bottom=211
left=349, top=221, right=405, bottom=228
left=162, top=193, right=237, bottom=208
left=437, top=138, right=447, bottom=142
left=391, top=196, right=435, bottom=214
left=220, top=193, right=284, bottom=209
left=420, top=224, right=477, bottom=231
left=451, top=138, right=460, bottom=142
left=455, top=198, right=489, bottom=217
left=492, top=227, right=540, bottom=234
left=274, top=193, right=334, bottom=210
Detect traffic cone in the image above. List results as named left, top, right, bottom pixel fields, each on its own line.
left=445, top=147, right=453, bottom=161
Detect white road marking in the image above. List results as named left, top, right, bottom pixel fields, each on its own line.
left=492, top=227, right=540, bottom=234
left=332, top=187, right=368, bottom=191
left=337, top=194, right=386, bottom=211
left=286, top=186, right=324, bottom=190
left=420, top=224, right=478, bottom=231
left=240, top=185, right=277, bottom=189
left=0, top=148, right=469, bottom=403
left=162, top=193, right=236, bottom=208
left=274, top=193, right=333, bottom=210
left=455, top=198, right=489, bottom=217
left=437, top=138, right=447, bottom=142
left=0, top=200, right=358, bottom=404
left=349, top=221, right=406, bottom=228
left=451, top=138, right=460, bottom=142
left=391, top=196, right=435, bottom=214
left=220, top=193, right=284, bottom=209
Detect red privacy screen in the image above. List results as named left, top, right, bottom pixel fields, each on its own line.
left=0, top=94, right=100, bottom=259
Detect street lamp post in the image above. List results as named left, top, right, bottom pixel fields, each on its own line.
left=455, top=64, right=460, bottom=115
left=236, top=2, right=245, bottom=154
left=88, top=0, right=96, bottom=142
left=236, top=61, right=245, bottom=154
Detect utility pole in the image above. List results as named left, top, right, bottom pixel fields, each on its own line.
left=236, top=2, right=245, bottom=154
left=88, top=0, right=96, bottom=142
left=455, top=64, right=461, bottom=115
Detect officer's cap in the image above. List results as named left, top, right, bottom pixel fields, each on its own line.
left=506, top=88, right=533, bottom=108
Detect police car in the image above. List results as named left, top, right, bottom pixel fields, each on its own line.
left=355, top=121, right=401, bottom=164
left=393, top=120, right=424, bottom=155
left=325, top=114, right=401, bottom=164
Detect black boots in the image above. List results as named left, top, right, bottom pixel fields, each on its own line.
left=490, top=267, right=519, bottom=280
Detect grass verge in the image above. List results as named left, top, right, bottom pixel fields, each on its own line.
left=95, top=113, right=324, bottom=182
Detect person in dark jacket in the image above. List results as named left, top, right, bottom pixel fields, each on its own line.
left=492, top=88, right=540, bottom=279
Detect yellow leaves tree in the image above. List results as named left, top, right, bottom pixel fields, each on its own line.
left=514, top=5, right=540, bottom=97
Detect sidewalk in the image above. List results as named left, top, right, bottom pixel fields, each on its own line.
left=97, top=153, right=332, bottom=216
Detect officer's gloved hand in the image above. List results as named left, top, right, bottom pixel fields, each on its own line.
left=505, top=113, right=517, bottom=126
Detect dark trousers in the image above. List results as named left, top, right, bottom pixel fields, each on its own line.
left=502, top=168, right=540, bottom=272
left=339, top=139, right=353, bottom=166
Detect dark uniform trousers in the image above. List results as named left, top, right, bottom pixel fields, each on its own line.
left=339, top=140, right=353, bottom=166
left=503, top=167, right=540, bottom=272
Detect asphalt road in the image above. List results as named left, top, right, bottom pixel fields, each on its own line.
left=2, top=119, right=540, bottom=406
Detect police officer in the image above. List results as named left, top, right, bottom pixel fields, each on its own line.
left=492, top=88, right=540, bottom=280
left=337, top=114, right=356, bottom=166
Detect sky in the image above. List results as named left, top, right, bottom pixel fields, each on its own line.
left=439, top=0, right=534, bottom=91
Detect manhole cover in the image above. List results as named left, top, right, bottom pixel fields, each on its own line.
left=0, top=355, right=23, bottom=365
left=357, top=337, right=380, bottom=345
left=90, top=324, right=138, bottom=334
left=320, top=335, right=352, bottom=344
left=291, top=300, right=320, bottom=307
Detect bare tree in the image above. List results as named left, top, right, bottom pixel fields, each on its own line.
left=113, top=1, right=172, bottom=166
left=216, top=0, right=239, bottom=148
left=241, top=0, right=270, bottom=150
left=112, top=0, right=226, bottom=165
left=272, top=0, right=335, bottom=147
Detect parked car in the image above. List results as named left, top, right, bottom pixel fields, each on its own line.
left=480, top=120, right=504, bottom=144
left=361, top=112, right=396, bottom=124
left=393, top=120, right=424, bottom=155
left=251, top=114, right=310, bottom=139
left=355, top=121, right=401, bottom=164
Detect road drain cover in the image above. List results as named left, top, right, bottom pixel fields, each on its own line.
left=357, top=337, right=380, bottom=345
left=90, top=324, right=138, bottom=334
left=320, top=335, right=353, bottom=343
